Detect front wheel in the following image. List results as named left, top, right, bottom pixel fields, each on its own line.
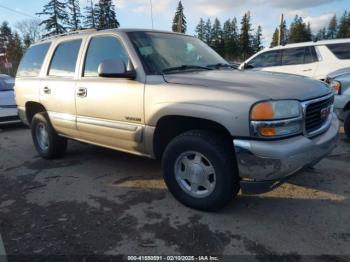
left=31, top=112, right=67, bottom=160
left=162, top=130, right=240, bottom=211
left=344, top=111, right=350, bottom=140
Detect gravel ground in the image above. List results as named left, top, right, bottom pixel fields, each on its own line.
left=0, top=125, right=349, bottom=262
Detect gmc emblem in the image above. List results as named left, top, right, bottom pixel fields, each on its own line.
left=320, top=106, right=331, bottom=120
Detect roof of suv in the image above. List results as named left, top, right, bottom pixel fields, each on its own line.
left=37, top=28, right=188, bottom=45
left=267, top=38, right=350, bottom=51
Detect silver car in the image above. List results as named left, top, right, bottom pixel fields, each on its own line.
left=327, top=67, right=350, bottom=139
left=0, top=74, right=20, bottom=125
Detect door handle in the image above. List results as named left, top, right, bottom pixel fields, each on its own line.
left=77, top=87, right=87, bottom=97
left=302, top=69, right=312, bottom=72
left=43, top=87, right=51, bottom=94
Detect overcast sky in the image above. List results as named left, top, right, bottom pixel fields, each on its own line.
left=0, top=0, right=349, bottom=46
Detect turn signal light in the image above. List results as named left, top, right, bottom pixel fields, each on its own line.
left=259, top=127, right=277, bottom=136
left=251, top=102, right=274, bottom=120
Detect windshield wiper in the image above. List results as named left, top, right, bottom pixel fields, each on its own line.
left=162, top=65, right=213, bottom=74
left=206, top=63, right=235, bottom=69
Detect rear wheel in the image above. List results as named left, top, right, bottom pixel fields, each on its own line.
left=162, top=130, right=239, bottom=211
left=344, top=111, right=350, bottom=140
left=31, top=112, right=67, bottom=159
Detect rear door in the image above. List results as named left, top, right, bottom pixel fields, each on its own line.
left=39, top=38, right=83, bottom=138
left=278, top=47, right=319, bottom=77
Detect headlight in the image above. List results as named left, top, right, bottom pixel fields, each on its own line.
left=250, top=100, right=303, bottom=138
left=329, top=80, right=341, bottom=95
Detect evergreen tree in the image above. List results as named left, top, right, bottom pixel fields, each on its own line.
left=252, top=25, right=263, bottom=53
left=222, top=18, right=239, bottom=59
left=7, top=32, right=24, bottom=73
left=67, top=0, right=82, bottom=30
left=337, top=11, right=350, bottom=38
left=239, top=12, right=253, bottom=60
left=172, top=1, right=187, bottom=33
left=0, top=22, right=12, bottom=51
left=95, top=0, right=120, bottom=30
left=195, top=18, right=205, bottom=41
left=270, top=28, right=279, bottom=47
left=37, top=0, right=68, bottom=37
left=211, top=18, right=224, bottom=55
left=316, top=27, right=327, bottom=40
left=84, top=0, right=96, bottom=28
left=204, top=18, right=212, bottom=45
left=288, top=15, right=312, bottom=43
left=327, top=14, right=337, bottom=39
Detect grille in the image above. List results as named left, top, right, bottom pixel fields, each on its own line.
left=305, top=95, right=334, bottom=134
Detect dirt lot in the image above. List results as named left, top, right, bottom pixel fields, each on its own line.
left=0, top=125, right=349, bottom=262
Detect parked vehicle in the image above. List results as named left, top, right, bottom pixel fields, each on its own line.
left=240, top=39, right=350, bottom=80
left=327, top=67, right=350, bottom=139
left=15, top=29, right=339, bottom=211
left=0, top=74, right=20, bottom=125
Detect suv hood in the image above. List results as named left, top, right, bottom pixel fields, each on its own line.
left=163, top=70, right=331, bottom=101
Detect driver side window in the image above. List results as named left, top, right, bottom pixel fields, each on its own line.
left=84, top=36, right=129, bottom=77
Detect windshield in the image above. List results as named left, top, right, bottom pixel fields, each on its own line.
left=127, top=31, right=229, bottom=75
left=0, top=77, right=14, bottom=91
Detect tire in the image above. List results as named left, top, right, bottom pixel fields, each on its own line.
left=31, top=112, right=67, bottom=160
left=162, top=130, right=240, bottom=211
left=344, top=111, right=350, bottom=140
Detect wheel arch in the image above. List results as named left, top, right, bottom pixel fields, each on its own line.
left=152, top=115, right=233, bottom=159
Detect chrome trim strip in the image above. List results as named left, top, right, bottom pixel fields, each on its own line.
left=77, top=116, right=139, bottom=131
left=301, top=93, right=334, bottom=138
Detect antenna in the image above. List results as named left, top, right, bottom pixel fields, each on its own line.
left=150, top=0, right=154, bottom=29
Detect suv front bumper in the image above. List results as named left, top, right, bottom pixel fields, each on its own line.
left=233, top=114, right=339, bottom=194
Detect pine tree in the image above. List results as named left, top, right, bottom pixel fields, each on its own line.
left=84, top=0, right=96, bottom=28
left=211, top=18, right=224, bottom=55
left=239, top=12, right=253, bottom=60
left=316, top=27, right=327, bottom=40
left=172, top=1, right=187, bottom=33
left=270, top=28, right=279, bottom=47
left=327, top=14, right=337, bottom=39
left=337, top=11, right=350, bottom=38
left=204, top=18, right=212, bottom=45
left=195, top=18, right=205, bottom=41
left=0, top=22, right=12, bottom=52
left=252, top=25, right=263, bottom=53
left=95, top=0, right=120, bottom=30
left=37, top=0, right=68, bottom=37
left=288, top=15, right=311, bottom=43
left=67, top=0, right=82, bottom=30
left=7, top=32, right=24, bottom=73
left=222, top=18, right=238, bottom=59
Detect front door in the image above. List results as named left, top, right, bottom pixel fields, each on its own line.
left=75, top=34, right=145, bottom=154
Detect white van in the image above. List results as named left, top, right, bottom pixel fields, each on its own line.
left=240, top=39, right=350, bottom=80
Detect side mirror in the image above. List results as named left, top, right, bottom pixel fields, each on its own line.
left=98, top=59, right=136, bottom=79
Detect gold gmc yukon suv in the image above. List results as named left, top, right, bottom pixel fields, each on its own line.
left=15, top=29, right=339, bottom=211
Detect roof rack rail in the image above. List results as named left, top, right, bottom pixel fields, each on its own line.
left=39, top=28, right=97, bottom=42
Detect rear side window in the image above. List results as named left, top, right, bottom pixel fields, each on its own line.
left=281, top=48, right=305, bottom=65
left=327, top=43, right=350, bottom=59
left=248, top=50, right=281, bottom=68
left=83, top=36, right=129, bottom=77
left=48, top=39, right=82, bottom=77
left=17, top=43, right=51, bottom=77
